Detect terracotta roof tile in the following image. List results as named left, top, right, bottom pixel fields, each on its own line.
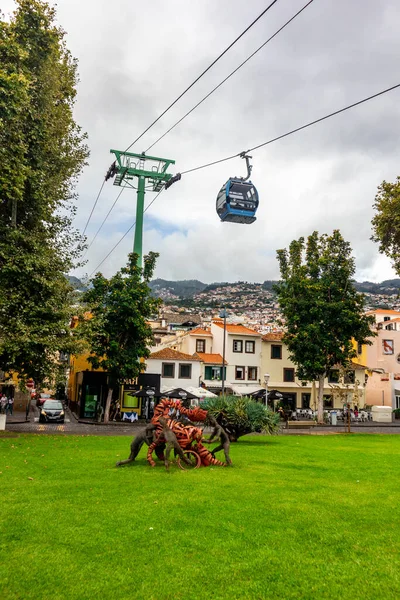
left=262, top=332, right=284, bottom=341
left=148, top=348, right=202, bottom=361
left=366, top=309, right=400, bottom=315
left=194, top=353, right=227, bottom=365
left=189, top=327, right=212, bottom=336
left=214, top=323, right=260, bottom=336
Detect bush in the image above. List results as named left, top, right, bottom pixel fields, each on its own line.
left=393, top=408, right=400, bottom=419
left=202, top=395, right=281, bottom=441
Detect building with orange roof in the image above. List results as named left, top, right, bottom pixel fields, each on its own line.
left=146, top=348, right=202, bottom=391
left=352, top=309, right=400, bottom=408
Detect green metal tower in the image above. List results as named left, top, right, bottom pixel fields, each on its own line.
left=107, top=150, right=175, bottom=266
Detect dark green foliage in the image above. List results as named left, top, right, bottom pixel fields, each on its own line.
left=371, top=176, right=400, bottom=275
left=0, top=1, right=88, bottom=386
left=81, top=253, right=161, bottom=421
left=275, top=230, right=375, bottom=422
left=203, top=395, right=280, bottom=441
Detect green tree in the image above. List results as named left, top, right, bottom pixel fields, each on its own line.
left=203, top=395, right=280, bottom=441
left=275, top=231, right=374, bottom=424
left=0, top=1, right=88, bottom=387
left=371, top=176, right=400, bottom=274
left=81, top=252, right=161, bottom=423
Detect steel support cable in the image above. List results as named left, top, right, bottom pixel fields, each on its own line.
left=87, top=82, right=400, bottom=274
left=82, top=180, right=106, bottom=236
left=88, top=189, right=165, bottom=277
left=124, top=0, right=279, bottom=152
left=145, top=0, right=314, bottom=153
left=181, top=83, right=400, bottom=175
left=82, top=188, right=125, bottom=258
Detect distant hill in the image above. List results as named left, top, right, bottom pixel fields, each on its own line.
left=148, top=279, right=207, bottom=298
left=353, top=279, right=400, bottom=295
left=67, top=275, right=87, bottom=292
left=148, top=278, right=400, bottom=299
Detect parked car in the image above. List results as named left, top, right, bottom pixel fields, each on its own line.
left=39, top=400, right=65, bottom=424
left=36, top=393, right=53, bottom=409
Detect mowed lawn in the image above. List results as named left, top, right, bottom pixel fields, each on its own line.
left=1, top=433, right=400, bottom=600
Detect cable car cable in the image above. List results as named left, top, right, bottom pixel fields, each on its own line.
left=145, top=0, right=314, bottom=153
left=180, top=82, right=400, bottom=175
left=86, top=82, right=400, bottom=272
left=124, top=0, right=280, bottom=153
left=83, top=188, right=125, bottom=258
left=88, top=188, right=165, bottom=277
left=82, top=180, right=106, bottom=236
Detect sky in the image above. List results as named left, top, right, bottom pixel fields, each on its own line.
left=4, top=0, right=400, bottom=283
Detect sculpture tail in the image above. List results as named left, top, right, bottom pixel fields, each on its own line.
left=194, top=443, right=225, bottom=467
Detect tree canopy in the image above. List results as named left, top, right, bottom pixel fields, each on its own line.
left=0, top=1, right=88, bottom=387
left=275, top=230, right=374, bottom=423
left=203, top=395, right=280, bottom=441
left=371, top=176, right=400, bottom=274
left=81, top=252, right=161, bottom=422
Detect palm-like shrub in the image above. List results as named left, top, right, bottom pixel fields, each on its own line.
left=203, top=395, right=281, bottom=441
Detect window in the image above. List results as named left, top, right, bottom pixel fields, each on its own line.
left=233, top=340, right=243, bottom=353
left=283, top=368, right=295, bottom=382
left=323, top=395, right=333, bottom=409
left=384, top=316, right=391, bottom=321
left=179, top=363, right=192, bottom=379
left=301, top=393, right=311, bottom=409
left=271, top=345, right=282, bottom=359
left=396, top=395, right=400, bottom=409
left=162, top=363, right=175, bottom=378
left=196, top=339, right=205, bottom=353
left=328, top=369, right=340, bottom=383
left=235, top=366, right=245, bottom=380
left=245, top=340, right=255, bottom=354
left=344, top=370, right=355, bottom=384
left=248, top=367, right=257, bottom=381
left=204, top=366, right=225, bottom=380
left=357, top=342, right=362, bottom=355
left=382, top=339, right=394, bottom=355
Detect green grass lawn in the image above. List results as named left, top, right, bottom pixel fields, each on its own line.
left=1, top=433, right=400, bottom=600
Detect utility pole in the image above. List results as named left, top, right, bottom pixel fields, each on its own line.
left=106, top=150, right=175, bottom=267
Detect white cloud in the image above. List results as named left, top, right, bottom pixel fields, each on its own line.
left=4, top=0, right=400, bottom=283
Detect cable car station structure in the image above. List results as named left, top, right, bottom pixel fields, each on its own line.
left=106, top=149, right=175, bottom=266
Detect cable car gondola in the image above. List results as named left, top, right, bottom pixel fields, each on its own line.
left=216, top=153, right=259, bottom=224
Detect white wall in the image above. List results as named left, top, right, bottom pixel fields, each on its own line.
left=146, top=358, right=201, bottom=389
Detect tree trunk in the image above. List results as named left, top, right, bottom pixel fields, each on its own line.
left=103, top=387, right=113, bottom=424
left=317, top=373, right=325, bottom=424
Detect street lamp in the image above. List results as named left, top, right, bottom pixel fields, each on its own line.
left=264, top=373, right=270, bottom=408
left=219, top=307, right=228, bottom=396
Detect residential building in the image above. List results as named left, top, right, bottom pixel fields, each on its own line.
left=146, top=348, right=202, bottom=391
left=210, top=319, right=262, bottom=395
left=194, top=353, right=227, bottom=394
left=354, top=309, right=400, bottom=408
left=261, top=333, right=368, bottom=410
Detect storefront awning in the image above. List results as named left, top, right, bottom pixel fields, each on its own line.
left=231, top=384, right=264, bottom=397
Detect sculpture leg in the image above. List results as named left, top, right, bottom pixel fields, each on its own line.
left=116, top=434, right=146, bottom=467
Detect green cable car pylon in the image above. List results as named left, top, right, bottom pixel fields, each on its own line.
left=106, top=150, right=176, bottom=266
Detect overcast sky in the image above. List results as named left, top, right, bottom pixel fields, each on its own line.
left=4, top=0, right=400, bottom=283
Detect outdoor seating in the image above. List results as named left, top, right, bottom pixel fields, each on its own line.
left=122, top=412, right=138, bottom=422
left=287, top=420, right=317, bottom=429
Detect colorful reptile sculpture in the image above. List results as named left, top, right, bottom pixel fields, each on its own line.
left=146, top=398, right=225, bottom=468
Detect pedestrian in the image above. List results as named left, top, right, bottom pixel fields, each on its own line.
left=6, top=396, right=14, bottom=416
left=0, top=395, right=6, bottom=414
left=114, top=400, right=121, bottom=421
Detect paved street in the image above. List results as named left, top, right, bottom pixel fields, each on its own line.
left=4, top=407, right=400, bottom=436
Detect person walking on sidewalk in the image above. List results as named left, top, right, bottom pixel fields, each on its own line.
left=6, top=396, right=14, bottom=415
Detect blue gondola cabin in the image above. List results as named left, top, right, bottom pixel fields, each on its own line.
left=216, top=178, right=259, bottom=224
